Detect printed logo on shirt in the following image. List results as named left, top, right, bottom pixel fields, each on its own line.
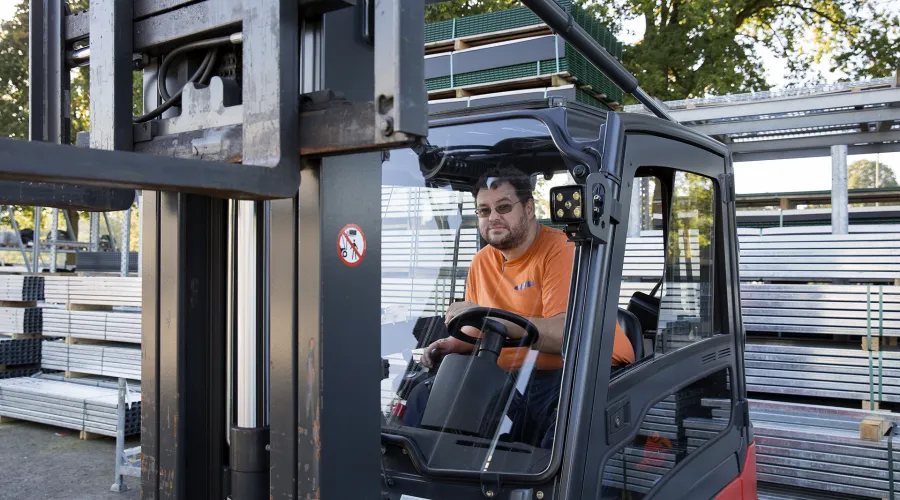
left=513, top=280, right=535, bottom=291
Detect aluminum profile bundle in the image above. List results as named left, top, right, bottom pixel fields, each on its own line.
left=0, top=337, right=41, bottom=365
left=42, top=276, right=141, bottom=308
left=0, top=366, right=40, bottom=379
left=0, top=377, right=140, bottom=437
left=40, top=340, right=140, bottom=380
left=41, top=308, right=141, bottom=343
left=742, top=283, right=899, bottom=337
left=740, top=399, right=900, bottom=499
left=75, top=251, right=138, bottom=274
left=758, top=483, right=870, bottom=500
left=39, top=372, right=142, bottom=392
left=0, top=275, right=43, bottom=302
left=746, top=342, right=900, bottom=403
left=0, top=307, right=42, bottom=335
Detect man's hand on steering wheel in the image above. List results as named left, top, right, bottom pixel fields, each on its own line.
left=420, top=301, right=481, bottom=370
left=420, top=336, right=472, bottom=370
left=422, top=305, right=540, bottom=370
left=445, top=300, right=480, bottom=324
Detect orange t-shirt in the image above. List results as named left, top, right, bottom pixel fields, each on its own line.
left=465, top=224, right=636, bottom=371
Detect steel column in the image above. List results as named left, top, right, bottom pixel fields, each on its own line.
left=293, top=4, right=381, bottom=499
left=49, top=208, right=59, bottom=272
left=831, top=145, right=849, bottom=235
left=121, top=206, right=131, bottom=276
left=89, top=0, right=133, bottom=152
left=142, top=193, right=229, bottom=500
left=32, top=207, right=42, bottom=272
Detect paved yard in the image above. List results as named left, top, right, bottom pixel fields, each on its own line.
left=0, top=420, right=140, bottom=500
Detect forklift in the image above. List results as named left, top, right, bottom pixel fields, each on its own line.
left=0, top=0, right=756, bottom=498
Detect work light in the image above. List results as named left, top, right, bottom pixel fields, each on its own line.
left=550, top=185, right=586, bottom=224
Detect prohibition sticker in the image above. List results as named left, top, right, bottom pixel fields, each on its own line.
left=337, top=224, right=366, bottom=267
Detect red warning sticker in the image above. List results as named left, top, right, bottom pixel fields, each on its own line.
left=336, top=224, right=366, bottom=267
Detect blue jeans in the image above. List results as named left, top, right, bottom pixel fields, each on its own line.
left=402, top=369, right=562, bottom=449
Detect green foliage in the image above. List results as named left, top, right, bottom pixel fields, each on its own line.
left=0, top=2, right=28, bottom=140
left=848, top=159, right=899, bottom=189
left=426, top=0, right=899, bottom=102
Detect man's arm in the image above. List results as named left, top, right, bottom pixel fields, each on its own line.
left=496, top=312, right=566, bottom=354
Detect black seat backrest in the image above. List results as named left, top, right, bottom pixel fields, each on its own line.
left=617, top=308, right=644, bottom=361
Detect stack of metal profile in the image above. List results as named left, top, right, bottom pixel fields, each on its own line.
left=0, top=275, right=43, bottom=302
left=41, top=308, right=141, bottom=343
left=0, top=337, right=41, bottom=365
left=40, top=340, right=140, bottom=380
left=759, top=483, right=871, bottom=500
left=43, top=276, right=141, bottom=308
left=75, top=251, right=138, bottom=274
left=0, top=306, right=43, bottom=335
left=745, top=341, right=900, bottom=403
left=39, top=372, right=142, bottom=392
left=742, top=399, right=900, bottom=499
left=742, top=283, right=899, bottom=337
left=0, top=366, right=40, bottom=379
left=0, top=377, right=140, bottom=436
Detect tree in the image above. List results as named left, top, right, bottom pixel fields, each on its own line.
left=0, top=2, right=28, bottom=140
left=0, top=0, right=142, bottom=242
left=426, top=1, right=900, bottom=102
left=848, top=159, right=899, bottom=189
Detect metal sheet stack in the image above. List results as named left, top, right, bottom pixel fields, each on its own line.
left=43, top=276, right=141, bottom=308
left=745, top=399, right=900, bottom=499
left=0, top=377, right=140, bottom=437
left=0, top=337, right=41, bottom=379
left=746, top=341, right=900, bottom=403
left=742, top=283, right=899, bottom=337
left=0, top=275, right=44, bottom=302
left=41, top=308, right=141, bottom=343
left=41, top=340, right=141, bottom=380
left=0, top=337, right=40, bottom=366
left=0, top=306, right=42, bottom=335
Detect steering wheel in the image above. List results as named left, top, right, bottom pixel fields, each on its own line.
left=445, top=307, right=540, bottom=360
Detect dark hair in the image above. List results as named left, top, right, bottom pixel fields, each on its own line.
left=472, top=166, right=534, bottom=203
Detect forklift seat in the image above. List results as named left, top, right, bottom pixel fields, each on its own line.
left=616, top=308, right=643, bottom=361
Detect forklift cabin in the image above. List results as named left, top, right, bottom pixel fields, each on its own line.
left=0, top=1, right=757, bottom=498
left=378, top=99, right=756, bottom=499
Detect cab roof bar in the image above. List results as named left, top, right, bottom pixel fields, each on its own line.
left=519, top=0, right=676, bottom=122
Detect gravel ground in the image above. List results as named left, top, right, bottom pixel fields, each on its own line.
left=0, top=420, right=141, bottom=500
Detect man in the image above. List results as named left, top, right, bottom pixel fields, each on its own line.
left=402, top=166, right=635, bottom=447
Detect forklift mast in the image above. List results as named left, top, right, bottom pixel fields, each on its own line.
left=0, top=1, right=756, bottom=499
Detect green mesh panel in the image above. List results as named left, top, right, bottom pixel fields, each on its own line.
left=424, top=1, right=625, bottom=106
left=426, top=58, right=569, bottom=91
left=425, top=1, right=575, bottom=44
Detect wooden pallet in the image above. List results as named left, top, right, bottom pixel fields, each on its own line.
left=425, top=23, right=553, bottom=55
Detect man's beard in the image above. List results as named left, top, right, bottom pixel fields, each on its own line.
left=482, top=215, right=530, bottom=251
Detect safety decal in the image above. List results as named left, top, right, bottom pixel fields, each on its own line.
left=337, top=224, right=366, bottom=267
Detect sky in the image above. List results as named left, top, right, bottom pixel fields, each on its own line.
left=0, top=4, right=894, bottom=195
left=0, top=2, right=13, bottom=21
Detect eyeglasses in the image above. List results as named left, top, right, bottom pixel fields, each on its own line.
left=474, top=201, right=522, bottom=218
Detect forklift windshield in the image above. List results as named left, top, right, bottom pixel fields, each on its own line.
left=380, top=116, right=580, bottom=476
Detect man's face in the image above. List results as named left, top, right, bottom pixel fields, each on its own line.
left=475, top=181, right=532, bottom=251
